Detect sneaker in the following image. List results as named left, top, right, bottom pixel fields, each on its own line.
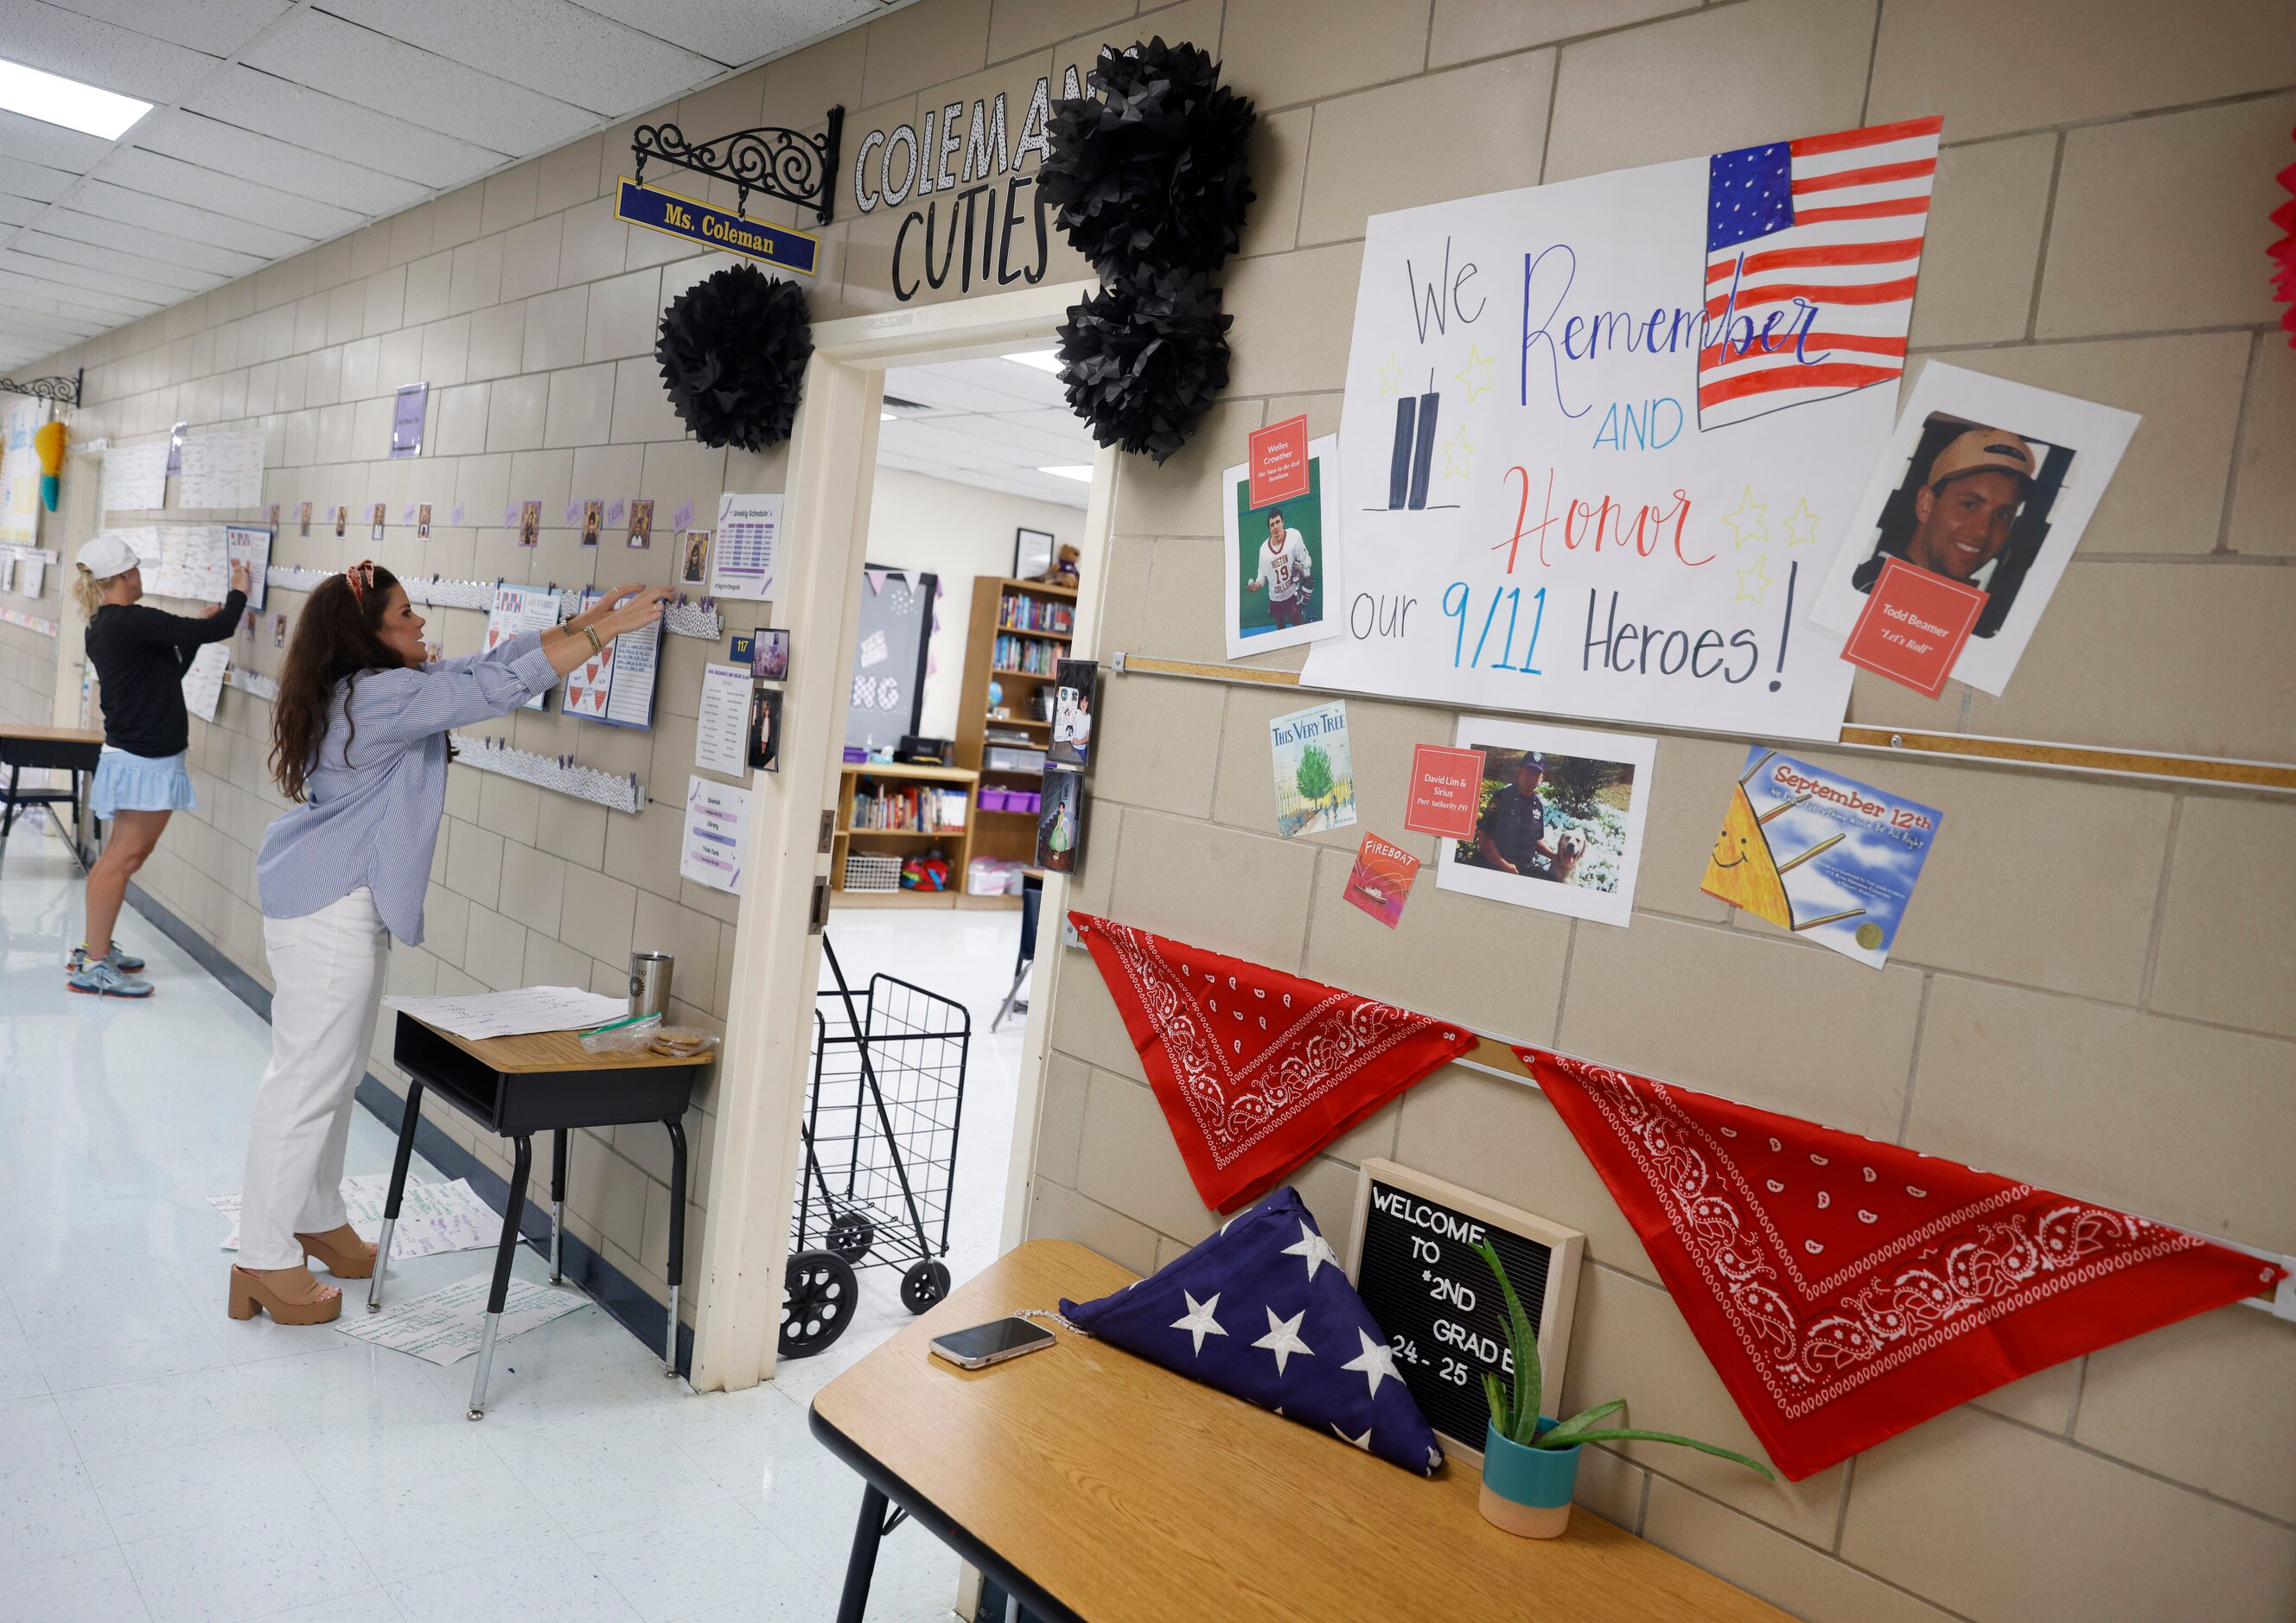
left=67, top=958, right=153, bottom=998
left=67, top=941, right=145, bottom=974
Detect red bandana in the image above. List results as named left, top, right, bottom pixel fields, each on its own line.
left=1071, top=913, right=1476, bottom=1213
left=1515, top=1047, right=2286, bottom=1480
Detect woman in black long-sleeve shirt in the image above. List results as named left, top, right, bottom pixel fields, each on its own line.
left=70, top=531, right=247, bottom=996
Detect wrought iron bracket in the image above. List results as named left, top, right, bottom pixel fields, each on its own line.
left=631, top=107, right=844, bottom=226
left=0, top=369, right=81, bottom=408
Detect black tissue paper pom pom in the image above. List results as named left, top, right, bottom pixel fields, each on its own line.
left=654, top=263, right=813, bottom=451
left=1056, top=266, right=1232, bottom=464
left=1041, top=37, right=1257, bottom=277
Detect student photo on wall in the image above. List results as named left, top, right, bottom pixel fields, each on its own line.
left=748, top=684, right=781, bottom=772
left=628, top=499, right=654, bottom=549
left=1221, top=433, right=1343, bottom=660
left=755, top=627, right=790, bottom=681
left=334, top=506, right=346, bottom=538
left=416, top=503, right=431, bottom=540
left=581, top=500, right=603, bottom=548
left=679, top=530, right=711, bottom=586
left=519, top=500, right=541, bottom=549
left=369, top=503, right=386, bottom=543
left=299, top=501, right=312, bottom=537
left=1036, top=766, right=1084, bottom=873
left=1050, top=659, right=1094, bottom=767
left=1807, top=363, right=2139, bottom=697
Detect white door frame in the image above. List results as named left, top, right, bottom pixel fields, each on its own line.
left=691, top=278, right=1112, bottom=1393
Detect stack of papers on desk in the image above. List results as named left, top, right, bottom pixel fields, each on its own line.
left=383, top=985, right=629, bottom=1041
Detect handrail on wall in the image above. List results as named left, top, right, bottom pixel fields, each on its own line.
left=1107, top=652, right=2296, bottom=797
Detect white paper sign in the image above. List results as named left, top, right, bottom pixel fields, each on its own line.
left=99, top=441, right=169, bottom=514
left=695, top=662, right=751, bottom=777
left=153, top=525, right=228, bottom=601
left=1298, top=118, right=1944, bottom=742
left=225, top=524, right=271, bottom=610
left=182, top=642, right=229, bottom=722
left=681, top=773, right=749, bottom=894
left=177, top=428, right=265, bottom=510
left=486, top=584, right=558, bottom=711
left=207, top=1174, right=499, bottom=1259
left=16, top=556, right=41, bottom=599
left=711, top=493, right=780, bottom=600
left=334, top=1273, right=586, bottom=1365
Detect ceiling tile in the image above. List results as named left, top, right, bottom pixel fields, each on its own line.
left=0, top=107, right=114, bottom=173
left=69, top=177, right=316, bottom=258
left=15, top=230, right=221, bottom=294
left=0, top=0, right=224, bottom=102
left=42, top=206, right=271, bottom=277
left=182, top=65, right=508, bottom=188
left=571, top=0, right=877, bottom=71
left=242, top=10, right=596, bottom=155
left=0, top=158, right=80, bottom=203
left=36, top=0, right=291, bottom=56
left=0, top=266, right=160, bottom=321
left=102, top=148, right=366, bottom=238
left=0, top=195, right=44, bottom=226
left=136, top=109, right=430, bottom=215
left=0, top=247, right=188, bottom=305
left=317, top=0, right=722, bottom=118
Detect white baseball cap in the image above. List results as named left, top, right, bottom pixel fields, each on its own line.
left=77, top=533, right=141, bottom=580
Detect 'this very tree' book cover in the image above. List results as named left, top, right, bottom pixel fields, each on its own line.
left=1269, top=701, right=1356, bottom=838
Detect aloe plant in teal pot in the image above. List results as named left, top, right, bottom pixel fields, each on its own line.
left=1473, top=1238, right=1774, bottom=1537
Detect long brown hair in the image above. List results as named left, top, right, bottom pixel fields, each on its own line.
left=270, top=566, right=411, bottom=802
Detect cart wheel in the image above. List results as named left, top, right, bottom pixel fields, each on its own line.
left=900, top=1260, right=952, bottom=1314
left=826, top=1211, right=875, bottom=1263
left=780, top=1250, right=857, bottom=1359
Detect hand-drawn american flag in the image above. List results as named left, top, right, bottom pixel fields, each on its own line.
left=1699, top=115, right=1942, bottom=429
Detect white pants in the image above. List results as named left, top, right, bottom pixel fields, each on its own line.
left=239, top=888, right=390, bottom=1270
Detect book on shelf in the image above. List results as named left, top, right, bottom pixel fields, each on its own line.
left=998, top=590, right=1075, bottom=636
left=848, top=784, right=970, bottom=832
left=992, top=633, right=1060, bottom=675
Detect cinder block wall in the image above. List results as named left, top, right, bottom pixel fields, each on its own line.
left=1027, top=4, right=2296, bottom=1622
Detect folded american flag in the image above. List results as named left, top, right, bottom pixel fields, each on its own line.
left=1700, top=115, right=1942, bottom=429
left=1062, top=1188, right=1445, bottom=1474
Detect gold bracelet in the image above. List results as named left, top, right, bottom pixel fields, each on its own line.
left=584, top=624, right=603, bottom=656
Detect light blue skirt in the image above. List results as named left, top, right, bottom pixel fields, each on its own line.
left=91, top=748, right=197, bottom=818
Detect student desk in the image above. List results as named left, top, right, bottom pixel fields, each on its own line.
left=0, top=723, right=104, bottom=869
left=809, top=1239, right=1793, bottom=1623
left=376, top=1014, right=711, bottom=1418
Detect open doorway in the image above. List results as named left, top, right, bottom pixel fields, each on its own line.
left=764, top=343, right=1101, bottom=1400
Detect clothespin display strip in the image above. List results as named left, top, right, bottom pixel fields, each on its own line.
left=450, top=732, right=646, bottom=814
left=260, top=566, right=725, bottom=640
left=662, top=595, right=724, bottom=640
left=222, top=666, right=280, bottom=702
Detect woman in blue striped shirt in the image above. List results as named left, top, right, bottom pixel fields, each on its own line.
left=231, top=562, right=668, bottom=1327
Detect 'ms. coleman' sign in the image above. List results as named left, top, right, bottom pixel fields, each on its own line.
left=849, top=67, right=1083, bottom=301
left=1345, top=1159, right=1585, bottom=1461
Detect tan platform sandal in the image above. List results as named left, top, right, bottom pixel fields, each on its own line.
left=227, top=1264, right=342, bottom=1325
left=297, top=1225, right=379, bottom=1279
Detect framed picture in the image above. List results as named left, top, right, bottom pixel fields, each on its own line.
left=1433, top=716, right=1656, bottom=928
left=678, top=529, right=711, bottom=586
left=1013, top=525, right=1056, bottom=581
left=755, top=627, right=791, bottom=681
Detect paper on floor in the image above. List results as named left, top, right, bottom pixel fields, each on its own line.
left=382, top=984, right=628, bottom=1040
left=335, top=1272, right=587, bottom=1365
left=207, top=1174, right=499, bottom=1258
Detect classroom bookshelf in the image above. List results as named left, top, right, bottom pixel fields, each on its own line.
left=955, top=576, right=1076, bottom=880
left=831, top=761, right=998, bottom=910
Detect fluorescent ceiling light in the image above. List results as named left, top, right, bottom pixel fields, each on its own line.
left=880, top=411, right=896, bottom=420
left=1007, top=350, right=1062, bottom=374
left=0, top=57, right=150, bottom=140
left=1038, top=465, right=1094, bottom=482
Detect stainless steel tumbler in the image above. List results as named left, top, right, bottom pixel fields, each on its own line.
left=629, top=952, right=674, bottom=1021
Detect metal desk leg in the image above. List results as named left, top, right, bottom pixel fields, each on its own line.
left=1, top=765, right=18, bottom=840
left=369, top=1077, right=425, bottom=1314
left=469, top=1133, right=533, bottom=1420
left=662, top=1115, right=686, bottom=1377
left=836, top=1484, right=891, bottom=1623
left=550, top=1129, right=567, bottom=1282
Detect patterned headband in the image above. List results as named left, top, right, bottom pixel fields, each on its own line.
left=345, top=560, right=376, bottom=599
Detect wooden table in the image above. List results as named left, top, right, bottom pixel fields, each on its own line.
left=379, top=1014, right=713, bottom=1417
left=0, top=723, right=104, bottom=869
left=808, top=1239, right=1793, bottom=1623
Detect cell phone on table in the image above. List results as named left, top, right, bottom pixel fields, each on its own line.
left=929, top=1317, right=1056, bottom=1370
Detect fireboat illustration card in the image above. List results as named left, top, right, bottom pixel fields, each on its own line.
left=1701, top=747, right=1942, bottom=970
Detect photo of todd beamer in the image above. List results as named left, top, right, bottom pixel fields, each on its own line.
left=1808, top=362, right=2138, bottom=697
left=1435, top=717, right=1656, bottom=928
left=1222, top=434, right=1342, bottom=660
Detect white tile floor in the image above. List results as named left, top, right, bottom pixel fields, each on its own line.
left=0, top=831, right=1021, bottom=1623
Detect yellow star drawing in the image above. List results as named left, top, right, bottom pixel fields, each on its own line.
left=1783, top=497, right=1820, bottom=547
left=1376, top=351, right=1403, bottom=396
left=1734, top=554, right=1773, bottom=604
left=1442, top=423, right=1474, bottom=481
left=1453, top=345, right=1496, bottom=404
left=1720, top=486, right=1769, bottom=550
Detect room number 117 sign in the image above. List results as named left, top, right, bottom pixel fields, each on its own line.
left=1301, top=117, right=1943, bottom=741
